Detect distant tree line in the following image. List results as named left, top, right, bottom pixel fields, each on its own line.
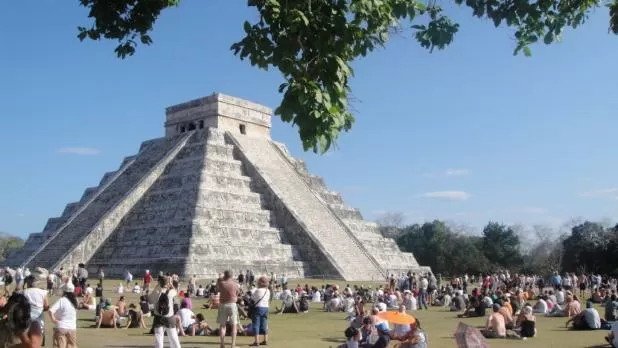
left=0, top=233, right=23, bottom=262
left=381, top=218, right=618, bottom=277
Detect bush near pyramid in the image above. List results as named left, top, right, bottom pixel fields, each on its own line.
left=6, top=94, right=429, bottom=281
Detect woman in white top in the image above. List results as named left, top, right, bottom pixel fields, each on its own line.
left=250, top=276, right=271, bottom=347
left=23, top=276, right=49, bottom=341
left=48, top=281, right=78, bottom=348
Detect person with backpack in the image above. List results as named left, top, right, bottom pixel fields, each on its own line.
left=148, top=276, right=181, bottom=348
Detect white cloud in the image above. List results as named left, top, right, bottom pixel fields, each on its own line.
left=57, top=147, right=102, bottom=155
left=421, top=191, right=471, bottom=201
left=580, top=188, right=618, bottom=199
left=421, top=168, right=471, bottom=178
left=444, top=168, right=471, bottom=176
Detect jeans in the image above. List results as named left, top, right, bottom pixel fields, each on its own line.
left=419, top=289, right=428, bottom=309
left=251, top=306, right=269, bottom=335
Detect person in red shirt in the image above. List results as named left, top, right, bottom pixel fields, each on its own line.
left=143, top=270, right=152, bottom=292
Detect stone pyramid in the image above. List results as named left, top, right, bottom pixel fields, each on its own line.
left=7, top=94, right=429, bottom=281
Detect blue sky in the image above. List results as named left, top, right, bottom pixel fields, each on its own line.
left=1, top=1, right=617, bottom=239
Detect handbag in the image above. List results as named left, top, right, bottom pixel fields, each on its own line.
left=248, top=289, right=268, bottom=318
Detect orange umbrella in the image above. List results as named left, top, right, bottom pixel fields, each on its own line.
left=376, top=311, right=417, bottom=325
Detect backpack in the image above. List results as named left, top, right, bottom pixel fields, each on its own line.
left=157, top=289, right=171, bottom=315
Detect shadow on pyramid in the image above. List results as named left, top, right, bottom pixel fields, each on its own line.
left=7, top=93, right=429, bottom=281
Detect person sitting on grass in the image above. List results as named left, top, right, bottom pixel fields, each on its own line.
left=367, top=324, right=391, bottom=348
left=605, top=322, right=618, bottom=347
left=516, top=305, right=536, bottom=338
left=202, top=291, right=219, bottom=310
left=96, top=299, right=120, bottom=329
left=533, top=296, right=549, bottom=314
left=495, top=300, right=515, bottom=329
left=482, top=304, right=507, bottom=339
left=275, top=295, right=300, bottom=314
left=132, top=282, right=141, bottom=294
left=450, top=294, right=466, bottom=312
left=176, top=301, right=195, bottom=337
left=78, top=292, right=96, bottom=311
left=548, top=294, right=581, bottom=317
left=392, top=319, right=427, bottom=348
left=566, top=301, right=602, bottom=330
left=139, top=295, right=150, bottom=318
left=457, top=297, right=486, bottom=318
left=190, top=313, right=212, bottom=336
left=125, top=303, right=148, bottom=329
left=337, top=326, right=362, bottom=348
left=115, top=296, right=127, bottom=316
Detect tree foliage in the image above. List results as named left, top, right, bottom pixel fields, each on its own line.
left=396, top=220, right=492, bottom=276
left=482, top=222, right=523, bottom=268
left=75, top=0, right=617, bottom=152
left=0, top=234, right=24, bottom=262
left=561, top=221, right=617, bottom=274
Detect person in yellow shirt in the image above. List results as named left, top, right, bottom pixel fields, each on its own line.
left=503, top=297, right=513, bottom=316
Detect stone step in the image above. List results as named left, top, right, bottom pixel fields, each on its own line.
left=197, top=189, right=262, bottom=207
left=328, top=204, right=363, bottom=219
left=341, top=219, right=382, bottom=234
left=317, top=190, right=343, bottom=205
left=189, top=244, right=298, bottom=261
left=80, top=187, right=98, bottom=203
left=192, top=223, right=282, bottom=245
left=42, top=217, right=66, bottom=234
left=61, top=202, right=80, bottom=218
left=155, top=172, right=253, bottom=193
left=99, top=171, right=117, bottom=187
left=193, top=206, right=273, bottom=227
left=175, top=142, right=235, bottom=162
left=166, top=158, right=243, bottom=176
left=200, top=174, right=253, bottom=192
left=135, top=187, right=264, bottom=208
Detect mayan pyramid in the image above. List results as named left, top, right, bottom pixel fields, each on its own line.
left=7, top=93, right=428, bottom=281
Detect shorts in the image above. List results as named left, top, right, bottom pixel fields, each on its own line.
left=87, top=305, right=96, bottom=311
left=217, top=303, right=239, bottom=326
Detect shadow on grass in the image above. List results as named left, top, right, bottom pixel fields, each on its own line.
left=321, top=337, right=344, bottom=343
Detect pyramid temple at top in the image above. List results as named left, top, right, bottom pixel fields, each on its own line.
left=7, top=93, right=429, bottom=281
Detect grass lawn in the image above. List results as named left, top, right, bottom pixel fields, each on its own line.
left=38, top=278, right=611, bottom=347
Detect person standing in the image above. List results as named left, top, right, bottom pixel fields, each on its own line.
left=250, top=276, right=271, bottom=346
left=419, top=276, right=429, bottom=310
left=48, top=281, right=78, bottom=348
left=23, top=276, right=49, bottom=346
left=149, top=276, right=181, bottom=348
left=143, top=270, right=152, bottom=292
left=217, top=270, right=240, bottom=348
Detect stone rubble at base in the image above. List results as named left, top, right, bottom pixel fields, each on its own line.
left=6, top=93, right=430, bottom=281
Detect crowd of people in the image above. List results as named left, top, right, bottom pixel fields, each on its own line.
left=0, top=266, right=618, bottom=347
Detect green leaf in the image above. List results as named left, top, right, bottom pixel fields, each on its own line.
left=523, top=46, right=532, bottom=56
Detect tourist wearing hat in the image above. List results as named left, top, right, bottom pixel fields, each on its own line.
left=48, top=281, right=78, bottom=347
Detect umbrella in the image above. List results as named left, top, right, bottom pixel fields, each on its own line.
left=454, top=322, right=488, bottom=348
left=376, top=311, right=416, bottom=325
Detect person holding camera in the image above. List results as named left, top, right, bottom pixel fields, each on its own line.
left=148, top=276, right=181, bottom=348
